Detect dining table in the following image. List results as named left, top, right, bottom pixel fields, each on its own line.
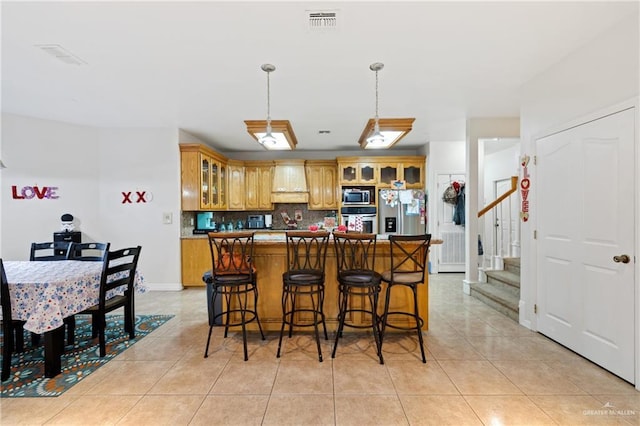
left=2, top=260, right=146, bottom=378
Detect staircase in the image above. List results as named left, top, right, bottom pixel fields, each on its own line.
left=471, top=257, right=520, bottom=321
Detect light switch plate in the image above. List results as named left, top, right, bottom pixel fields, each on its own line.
left=163, top=212, right=172, bottom=224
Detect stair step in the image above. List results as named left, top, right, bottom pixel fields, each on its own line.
left=470, top=282, right=519, bottom=322
left=485, top=269, right=520, bottom=292
left=503, top=257, right=520, bottom=275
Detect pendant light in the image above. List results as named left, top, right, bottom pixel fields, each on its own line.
left=245, top=64, right=297, bottom=150
left=259, top=63, right=277, bottom=146
left=358, top=62, right=415, bottom=149
left=366, top=62, right=385, bottom=146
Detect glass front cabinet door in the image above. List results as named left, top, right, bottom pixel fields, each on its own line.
left=199, top=153, right=228, bottom=210
left=379, top=163, right=400, bottom=186
left=219, top=163, right=227, bottom=209
left=359, top=164, right=377, bottom=184
left=340, top=164, right=357, bottom=183
left=200, top=155, right=211, bottom=208
left=403, top=163, right=423, bottom=188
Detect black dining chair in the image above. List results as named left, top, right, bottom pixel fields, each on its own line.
left=380, top=234, right=431, bottom=363
left=1, top=259, right=27, bottom=381
left=28, top=241, right=75, bottom=346
left=204, top=231, right=265, bottom=361
left=64, top=242, right=110, bottom=345
left=277, top=230, right=331, bottom=362
left=29, top=241, right=72, bottom=261
left=73, top=245, right=141, bottom=357
left=68, top=242, right=109, bottom=261
left=332, top=231, right=384, bottom=364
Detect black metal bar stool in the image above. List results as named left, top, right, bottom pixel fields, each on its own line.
left=204, top=231, right=265, bottom=361
left=380, top=234, right=431, bottom=363
left=331, top=232, right=384, bottom=364
left=277, top=230, right=330, bottom=361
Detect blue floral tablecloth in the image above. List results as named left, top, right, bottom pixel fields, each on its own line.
left=3, top=260, right=146, bottom=334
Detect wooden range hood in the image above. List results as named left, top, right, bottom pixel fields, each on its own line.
left=271, top=160, right=309, bottom=203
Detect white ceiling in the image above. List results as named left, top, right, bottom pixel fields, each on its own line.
left=2, top=1, right=637, bottom=154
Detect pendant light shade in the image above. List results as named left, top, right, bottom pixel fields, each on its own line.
left=259, top=63, right=276, bottom=147
left=366, top=62, right=385, bottom=146
left=359, top=62, right=414, bottom=149
left=246, top=63, right=297, bottom=150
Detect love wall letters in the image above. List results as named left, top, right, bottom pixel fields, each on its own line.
left=11, top=185, right=59, bottom=200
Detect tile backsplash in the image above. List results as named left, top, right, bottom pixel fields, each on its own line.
left=181, top=204, right=338, bottom=236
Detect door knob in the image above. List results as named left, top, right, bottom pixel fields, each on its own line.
left=613, top=254, right=630, bottom=264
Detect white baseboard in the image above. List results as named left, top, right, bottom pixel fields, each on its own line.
left=143, top=282, right=184, bottom=291
left=462, top=279, right=472, bottom=295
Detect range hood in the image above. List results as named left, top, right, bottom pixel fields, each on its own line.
left=271, top=160, right=309, bottom=203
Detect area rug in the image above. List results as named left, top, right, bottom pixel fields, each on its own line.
left=0, top=314, right=174, bottom=398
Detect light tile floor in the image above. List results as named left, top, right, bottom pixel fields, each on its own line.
left=2, top=273, right=639, bottom=425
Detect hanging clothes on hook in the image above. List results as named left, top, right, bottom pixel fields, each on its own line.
left=442, top=183, right=458, bottom=205
left=453, top=183, right=465, bottom=225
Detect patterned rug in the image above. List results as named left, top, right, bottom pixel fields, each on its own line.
left=0, top=314, right=174, bottom=397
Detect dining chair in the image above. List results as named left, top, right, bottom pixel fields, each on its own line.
left=68, top=242, right=109, bottom=261
left=204, top=231, right=265, bottom=361
left=28, top=241, right=75, bottom=346
left=277, top=230, right=330, bottom=362
left=331, top=231, right=384, bottom=364
left=380, top=234, right=431, bottom=363
left=74, top=245, right=141, bottom=357
left=29, top=241, right=72, bottom=261
left=1, top=258, right=27, bottom=381
left=64, top=242, right=110, bottom=345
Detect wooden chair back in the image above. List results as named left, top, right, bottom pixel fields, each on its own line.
left=69, top=242, right=109, bottom=262
left=29, top=241, right=72, bottom=261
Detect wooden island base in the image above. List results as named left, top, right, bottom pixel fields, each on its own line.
left=182, top=236, right=435, bottom=332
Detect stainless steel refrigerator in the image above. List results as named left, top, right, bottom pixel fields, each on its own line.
left=378, top=189, right=426, bottom=235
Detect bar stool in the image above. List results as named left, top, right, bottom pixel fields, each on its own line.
left=380, top=234, right=431, bottom=363
left=277, top=230, right=330, bottom=361
left=331, top=232, right=384, bottom=364
left=204, top=231, right=265, bottom=361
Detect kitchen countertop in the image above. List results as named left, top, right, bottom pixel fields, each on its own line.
left=182, top=231, right=442, bottom=244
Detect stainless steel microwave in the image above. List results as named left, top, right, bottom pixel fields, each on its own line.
left=342, top=188, right=371, bottom=205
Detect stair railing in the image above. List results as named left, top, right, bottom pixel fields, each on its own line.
left=477, top=176, right=518, bottom=271
left=477, top=176, right=518, bottom=218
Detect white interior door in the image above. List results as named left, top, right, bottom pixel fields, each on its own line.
left=436, top=173, right=465, bottom=272
left=536, top=108, right=635, bottom=383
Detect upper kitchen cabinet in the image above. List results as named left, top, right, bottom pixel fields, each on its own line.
left=271, top=160, right=309, bottom=203
left=244, top=161, right=274, bottom=210
left=337, top=159, right=377, bottom=185
left=402, top=161, right=424, bottom=188
left=180, top=144, right=228, bottom=210
left=377, top=157, right=425, bottom=189
left=227, top=160, right=245, bottom=210
left=305, top=160, right=339, bottom=210
left=337, top=156, right=425, bottom=188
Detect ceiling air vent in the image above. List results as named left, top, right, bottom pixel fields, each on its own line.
left=35, top=44, right=86, bottom=65
left=307, top=11, right=338, bottom=31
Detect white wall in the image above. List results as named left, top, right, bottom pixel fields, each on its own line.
left=0, top=113, right=182, bottom=290
left=426, top=140, right=465, bottom=237
left=519, top=15, right=639, bottom=330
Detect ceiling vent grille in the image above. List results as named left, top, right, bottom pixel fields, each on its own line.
left=307, top=11, right=338, bottom=30
left=36, top=44, right=86, bottom=65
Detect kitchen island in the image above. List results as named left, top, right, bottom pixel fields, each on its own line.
left=181, top=232, right=440, bottom=331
